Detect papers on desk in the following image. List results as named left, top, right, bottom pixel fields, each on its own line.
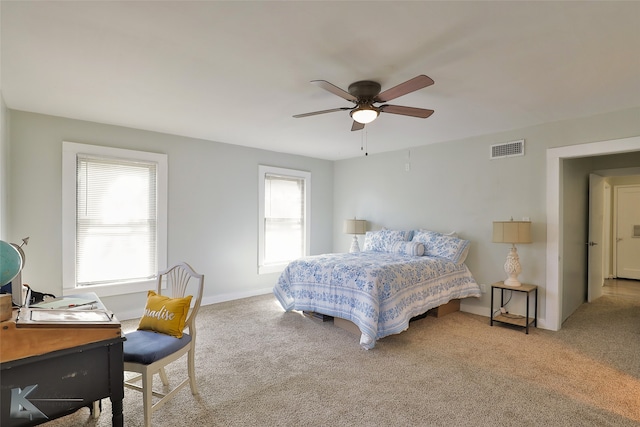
left=30, top=296, right=98, bottom=310
left=16, top=308, right=116, bottom=328
left=17, top=292, right=118, bottom=328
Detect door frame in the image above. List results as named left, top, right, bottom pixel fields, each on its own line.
left=604, top=183, right=612, bottom=278
left=546, top=135, right=640, bottom=331
left=613, top=184, right=640, bottom=279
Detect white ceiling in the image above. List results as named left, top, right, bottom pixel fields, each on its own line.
left=2, top=1, right=640, bottom=161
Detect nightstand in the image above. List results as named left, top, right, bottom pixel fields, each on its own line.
left=490, top=282, right=537, bottom=334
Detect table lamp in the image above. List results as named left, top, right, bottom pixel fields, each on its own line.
left=492, top=220, right=531, bottom=287
left=343, top=219, right=366, bottom=253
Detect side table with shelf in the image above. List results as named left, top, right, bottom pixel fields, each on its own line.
left=490, top=282, right=537, bottom=334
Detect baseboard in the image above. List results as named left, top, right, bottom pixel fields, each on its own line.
left=116, top=287, right=274, bottom=321
left=459, top=303, right=488, bottom=318
left=201, top=287, right=273, bottom=307
left=461, top=302, right=550, bottom=331
left=120, top=291, right=556, bottom=333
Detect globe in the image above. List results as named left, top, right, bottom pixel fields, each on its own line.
left=0, top=240, right=23, bottom=286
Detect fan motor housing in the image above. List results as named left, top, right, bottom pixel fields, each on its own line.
left=348, top=81, right=381, bottom=99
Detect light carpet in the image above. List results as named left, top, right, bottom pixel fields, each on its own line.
left=48, top=291, right=640, bottom=426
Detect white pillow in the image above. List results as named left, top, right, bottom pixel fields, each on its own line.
left=412, top=230, right=470, bottom=264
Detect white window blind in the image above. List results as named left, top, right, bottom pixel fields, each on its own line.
left=258, top=165, right=310, bottom=274
left=264, top=173, right=305, bottom=264
left=76, top=155, right=157, bottom=286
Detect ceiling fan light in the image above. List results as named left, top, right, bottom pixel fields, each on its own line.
left=351, top=107, right=378, bottom=124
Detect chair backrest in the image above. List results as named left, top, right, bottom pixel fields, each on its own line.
left=155, top=262, right=204, bottom=337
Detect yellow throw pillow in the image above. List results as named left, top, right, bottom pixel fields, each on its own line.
left=138, top=290, right=193, bottom=338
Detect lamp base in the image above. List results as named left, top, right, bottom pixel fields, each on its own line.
left=503, top=246, right=522, bottom=287
left=349, top=235, right=361, bottom=253
left=503, top=277, right=522, bottom=287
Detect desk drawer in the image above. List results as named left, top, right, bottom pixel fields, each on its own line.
left=1, top=339, right=123, bottom=427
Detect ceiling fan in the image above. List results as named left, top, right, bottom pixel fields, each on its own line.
left=293, top=75, right=435, bottom=131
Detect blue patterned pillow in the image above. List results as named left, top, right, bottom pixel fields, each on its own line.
left=389, top=241, right=425, bottom=256
left=363, top=229, right=409, bottom=252
left=409, top=229, right=458, bottom=240
left=412, top=230, right=470, bottom=264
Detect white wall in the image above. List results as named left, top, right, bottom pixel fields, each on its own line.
left=333, top=106, right=640, bottom=328
left=7, top=111, right=334, bottom=319
left=0, top=6, right=5, bottom=241
left=6, top=106, right=640, bottom=325
left=0, top=94, right=7, bottom=240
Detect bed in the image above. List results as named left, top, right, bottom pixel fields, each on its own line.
left=273, top=229, right=481, bottom=349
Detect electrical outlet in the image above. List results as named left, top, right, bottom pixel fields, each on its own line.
left=500, top=307, right=507, bottom=314
left=479, top=283, right=487, bottom=293
left=405, top=163, right=411, bottom=172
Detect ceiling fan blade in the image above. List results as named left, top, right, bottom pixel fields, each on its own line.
left=351, top=121, right=365, bottom=132
left=311, top=80, right=357, bottom=102
left=375, top=75, right=434, bottom=103
left=293, top=107, right=351, bottom=118
left=379, top=105, right=434, bottom=118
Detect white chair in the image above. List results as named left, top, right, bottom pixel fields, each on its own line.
left=123, top=262, right=204, bottom=427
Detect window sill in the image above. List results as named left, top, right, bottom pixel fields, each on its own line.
left=63, top=279, right=156, bottom=298
left=258, top=263, right=287, bottom=275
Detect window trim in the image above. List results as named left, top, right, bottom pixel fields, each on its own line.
left=62, top=142, right=168, bottom=297
left=258, top=165, right=311, bottom=275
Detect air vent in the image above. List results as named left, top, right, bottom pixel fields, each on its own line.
left=490, top=139, right=525, bottom=159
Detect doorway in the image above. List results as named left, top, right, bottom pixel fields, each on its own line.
left=588, top=177, right=640, bottom=302
left=546, top=135, right=640, bottom=332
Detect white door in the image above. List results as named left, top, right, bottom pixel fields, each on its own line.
left=615, top=185, right=640, bottom=280
left=587, top=174, right=605, bottom=302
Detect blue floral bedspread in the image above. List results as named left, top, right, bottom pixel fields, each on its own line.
left=273, top=251, right=481, bottom=349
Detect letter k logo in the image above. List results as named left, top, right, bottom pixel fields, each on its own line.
left=10, top=385, right=48, bottom=420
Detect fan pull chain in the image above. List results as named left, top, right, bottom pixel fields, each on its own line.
left=360, top=130, right=368, bottom=156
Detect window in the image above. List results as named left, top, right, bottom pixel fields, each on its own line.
left=258, top=165, right=310, bottom=274
left=63, top=142, right=167, bottom=296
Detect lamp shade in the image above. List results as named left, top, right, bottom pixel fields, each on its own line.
left=492, top=221, right=532, bottom=244
left=343, top=219, right=366, bottom=235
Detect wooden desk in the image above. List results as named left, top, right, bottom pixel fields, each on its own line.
left=0, top=293, right=124, bottom=426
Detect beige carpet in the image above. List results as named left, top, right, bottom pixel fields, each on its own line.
left=49, top=291, right=640, bottom=426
